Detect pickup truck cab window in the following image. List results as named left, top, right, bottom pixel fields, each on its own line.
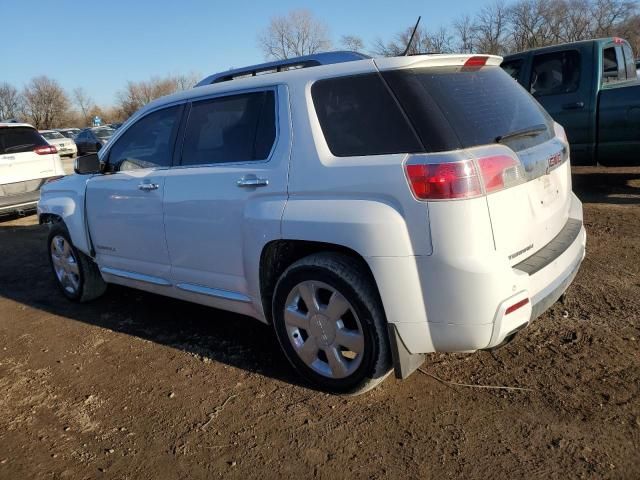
left=108, top=105, right=182, bottom=171
left=530, top=50, right=580, bottom=97
left=180, top=90, right=276, bottom=166
left=501, top=59, right=523, bottom=80
left=602, top=46, right=628, bottom=83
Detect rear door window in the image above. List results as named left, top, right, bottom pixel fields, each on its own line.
left=180, top=90, right=276, bottom=166
left=530, top=50, right=581, bottom=96
left=383, top=66, right=553, bottom=152
left=0, top=127, right=48, bottom=154
left=311, top=73, right=422, bottom=157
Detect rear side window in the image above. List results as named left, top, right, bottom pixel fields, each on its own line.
left=383, top=66, right=553, bottom=152
left=0, top=127, right=48, bottom=155
left=530, top=50, right=581, bottom=96
left=180, top=90, right=276, bottom=166
left=501, top=59, right=523, bottom=80
left=311, top=74, right=422, bottom=157
left=108, top=105, right=181, bottom=171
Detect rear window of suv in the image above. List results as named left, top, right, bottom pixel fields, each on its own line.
left=312, top=73, right=422, bottom=157
left=382, top=66, right=553, bottom=152
left=0, top=127, right=48, bottom=155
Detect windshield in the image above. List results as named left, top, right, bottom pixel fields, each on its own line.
left=41, top=131, right=65, bottom=140
left=94, top=128, right=114, bottom=139
left=382, top=65, right=553, bottom=152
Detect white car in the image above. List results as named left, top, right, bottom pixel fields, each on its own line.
left=38, top=52, right=586, bottom=394
left=40, top=130, right=77, bottom=157
left=1, top=123, right=65, bottom=215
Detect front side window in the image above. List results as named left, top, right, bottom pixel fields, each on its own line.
left=312, top=73, right=422, bottom=157
left=108, top=106, right=181, bottom=171
left=530, top=50, right=581, bottom=96
left=180, top=90, right=276, bottom=166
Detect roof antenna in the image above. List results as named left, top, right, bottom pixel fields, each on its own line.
left=402, top=16, right=422, bottom=56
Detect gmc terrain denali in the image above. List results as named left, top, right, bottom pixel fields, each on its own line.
left=38, top=52, right=586, bottom=394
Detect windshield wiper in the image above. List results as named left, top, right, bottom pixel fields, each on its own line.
left=4, top=143, right=35, bottom=153
left=496, top=124, right=548, bottom=144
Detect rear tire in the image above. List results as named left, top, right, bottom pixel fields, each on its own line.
left=272, top=252, right=392, bottom=395
left=48, top=222, right=106, bottom=302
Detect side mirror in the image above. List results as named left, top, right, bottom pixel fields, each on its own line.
left=74, top=153, right=101, bottom=175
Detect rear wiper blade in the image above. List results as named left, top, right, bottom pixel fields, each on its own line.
left=496, top=124, right=547, bottom=144
left=4, top=143, right=35, bottom=153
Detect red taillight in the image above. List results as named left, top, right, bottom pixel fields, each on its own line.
left=476, top=155, right=519, bottom=193
left=464, top=56, right=489, bottom=67
left=405, top=154, right=524, bottom=200
left=34, top=145, right=57, bottom=155
left=505, top=298, right=530, bottom=315
left=406, top=160, right=481, bottom=200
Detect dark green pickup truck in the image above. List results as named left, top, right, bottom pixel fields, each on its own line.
left=502, top=38, right=640, bottom=166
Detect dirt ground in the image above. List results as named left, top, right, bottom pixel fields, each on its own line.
left=0, top=166, right=638, bottom=479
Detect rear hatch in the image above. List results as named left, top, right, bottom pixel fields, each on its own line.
left=0, top=126, right=59, bottom=192
left=380, top=58, right=572, bottom=265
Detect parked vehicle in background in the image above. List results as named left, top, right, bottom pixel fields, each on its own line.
left=1, top=123, right=64, bottom=215
left=106, top=122, right=123, bottom=129
left=75, top=127, right=114, bottom=155
left=40, top=130, right=77, bottom=157
left=38, top=52, right=585, bottom=394
left=502, top=37, right=639, bottom=166
left=57, top=128, right=81, bottom=140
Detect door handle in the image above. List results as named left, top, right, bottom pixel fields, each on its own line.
left=237, top=175, right=269, bottom=188
left=138, top=183, right=159, bottom=191
left=562, top=101, right=585, bottom=110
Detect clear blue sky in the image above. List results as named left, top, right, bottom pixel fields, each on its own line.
left=1, top=0, right=485, bottom=106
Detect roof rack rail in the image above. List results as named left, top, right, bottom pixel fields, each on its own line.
left=195, top=51, right=370, bottom=87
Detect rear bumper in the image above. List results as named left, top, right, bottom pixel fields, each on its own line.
left=372, top=192, right=586, bottom=378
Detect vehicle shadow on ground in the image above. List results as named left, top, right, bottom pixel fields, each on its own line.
left=0, top=221, right=305, bottom=389
left=571, top=168, right=640, bottom=205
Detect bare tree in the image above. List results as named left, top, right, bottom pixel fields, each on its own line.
left=258, top=9, right=331, bottom=59
left=372, top=26, right=435, bottom=56
left=340, top=35, right=365, bottom=52
left=72, top=87, right=94, bottom=127
left=0, top=82, right=21, bottom=121
left=22, top=76, right=70, bottom=129
left=474, top=1, right=510, bottom=54
left=427, top=27, right=454, bottom=53
left=453, top=14, right=476, bottom=53
left=116, top=75, right=194, bottom=118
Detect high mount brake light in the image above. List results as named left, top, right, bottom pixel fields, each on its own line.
left=463, top=56, right=489, bottom=67
left=34, top=145, right=57, bottom=155
left=405, top=154, right=524, bottom=200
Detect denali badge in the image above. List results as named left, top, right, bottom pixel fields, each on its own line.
left=508, top=243, right=533, bottom=260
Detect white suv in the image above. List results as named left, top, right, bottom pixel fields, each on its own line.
left=38, top=52, right=586, bottom=394
left=1, top=123, right=65, bottom=215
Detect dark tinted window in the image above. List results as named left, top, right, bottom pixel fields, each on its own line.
left=0, top=127, right=48, bottom=154
left=501, top=59, right=523, bottom=80
left=109, top=106, right=181, bottom=171
left=530, top=50, right=581, bottom=96
left=383, top=66, right=552, bottom=152
left=311, top=73, right=422, bottom=157
left=180, top=91, right=276, bottom=166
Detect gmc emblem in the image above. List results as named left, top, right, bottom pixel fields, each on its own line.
left=546, top=151, right=563, bottom=173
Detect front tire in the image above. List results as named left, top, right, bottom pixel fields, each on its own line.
left=48, top=222, right=106, bottom=302
left=272, top=252, right=392, bottom=394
